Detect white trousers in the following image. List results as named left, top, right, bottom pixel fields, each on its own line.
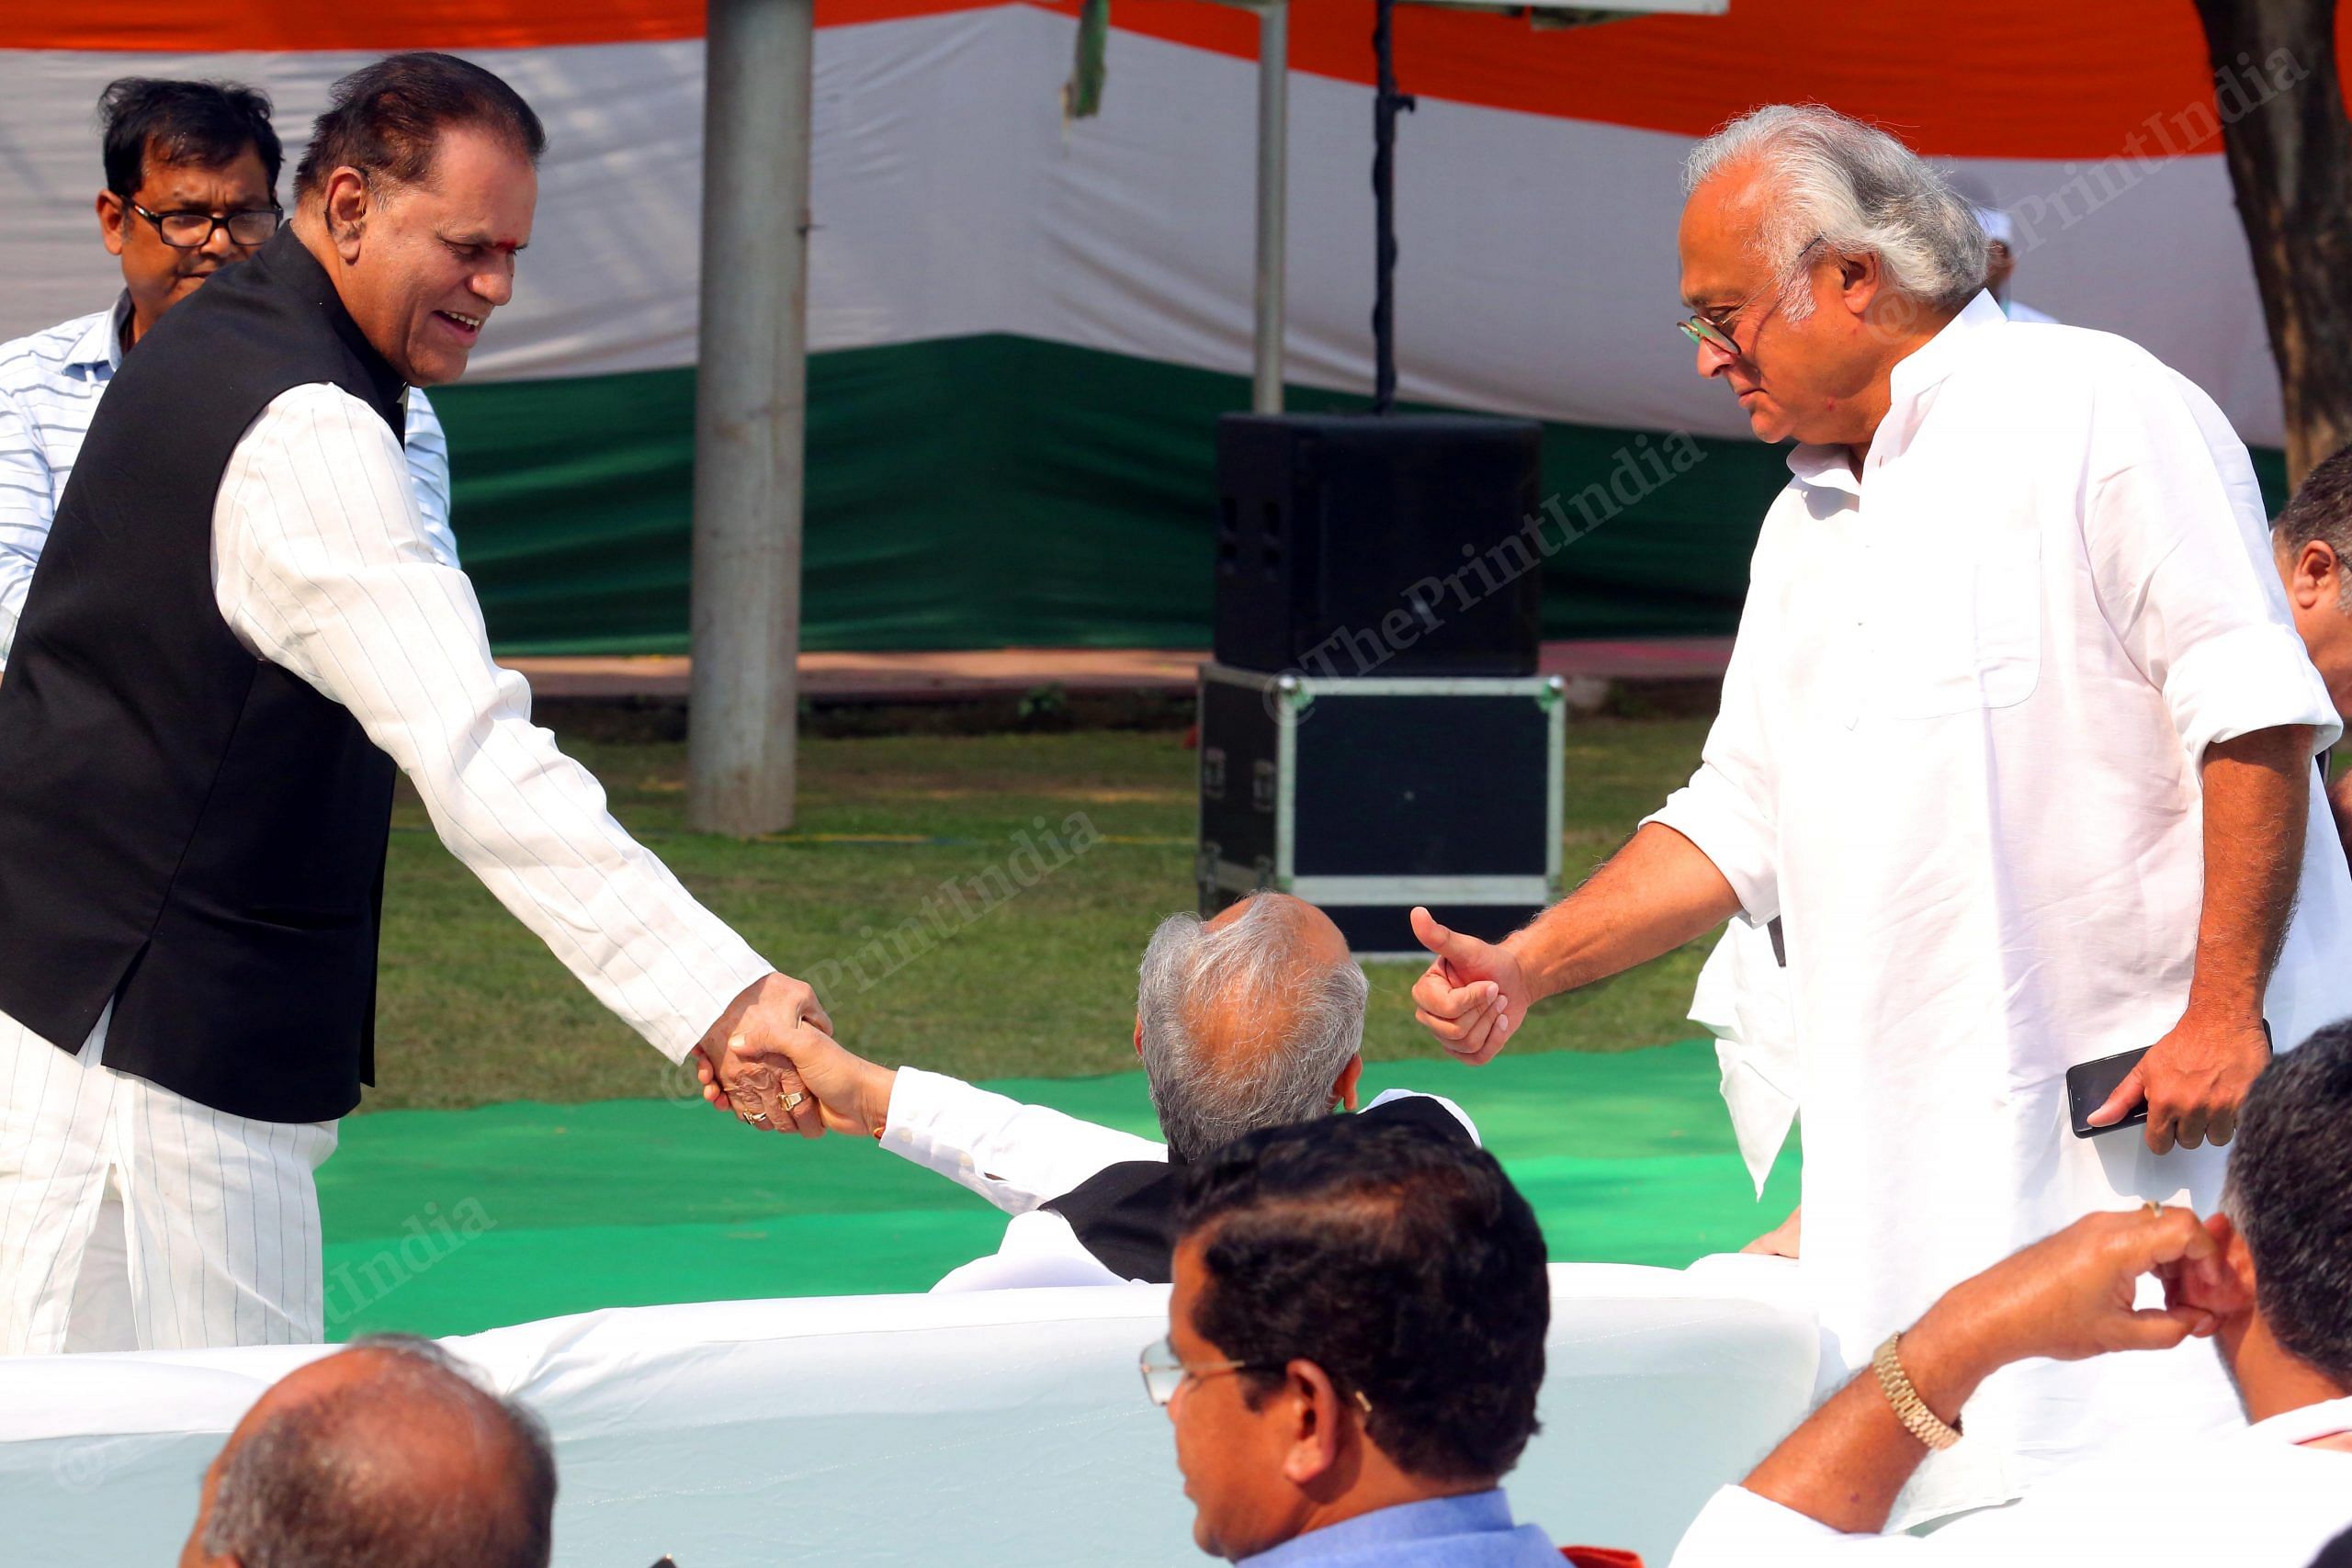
left=0, top=1007, right=336, bottom=1353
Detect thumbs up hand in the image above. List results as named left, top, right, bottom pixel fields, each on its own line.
left=1409, top=907, right=1534, bottom=1066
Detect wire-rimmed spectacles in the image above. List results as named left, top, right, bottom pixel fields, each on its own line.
left=1676, top=235, right=1826, bottom=359
left=1138, top=1335, right=1276, bottom=1407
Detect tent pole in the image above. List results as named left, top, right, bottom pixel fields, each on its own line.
left=689, top=0, right=812, bottom=835
left=1251, top=0, right=1288, bottom=414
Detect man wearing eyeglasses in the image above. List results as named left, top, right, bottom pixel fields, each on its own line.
left=0, top=76, right=452, bottom=670
left=1146, top=1114, right=1624, bottom=1568
left=1413, top=104, right=2352, bottom=1525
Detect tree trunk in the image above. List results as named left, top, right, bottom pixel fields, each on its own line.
left=2192, top=0, right=2352, bottom=486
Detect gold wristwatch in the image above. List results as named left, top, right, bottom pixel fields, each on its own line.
left=1871, top=1332, right=1962, bottom=1450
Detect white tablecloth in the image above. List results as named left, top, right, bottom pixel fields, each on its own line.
left=0, top=1259, right=1819, bottom=1566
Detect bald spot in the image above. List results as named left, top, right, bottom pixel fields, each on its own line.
left=1188, top=895, right=1351, bottom=1079
left=224, top=1346, right=535, bottom=1509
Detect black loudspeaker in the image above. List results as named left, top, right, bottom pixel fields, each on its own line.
left=1214, top=412, right=1543, bottom=677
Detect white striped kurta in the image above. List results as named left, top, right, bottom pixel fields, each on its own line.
left=0, top=380, right=772, bottom=1353
left=0, top=294, right=456, bottom=663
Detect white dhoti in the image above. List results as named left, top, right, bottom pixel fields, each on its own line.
left=0, top=1008, right=335, bottom=1353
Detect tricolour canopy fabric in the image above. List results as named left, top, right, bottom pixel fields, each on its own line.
left=1, top=1, right=2325, bottom=650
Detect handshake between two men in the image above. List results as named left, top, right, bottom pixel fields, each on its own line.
left=693, top=972, right=843, bottom=1138
left=691, top=983, right=881, bottom=1139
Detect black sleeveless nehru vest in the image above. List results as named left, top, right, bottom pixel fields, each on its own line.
left=0, top=228, right=405, bottom=1122
left=1043, top=1093, right=1477, bottom=1283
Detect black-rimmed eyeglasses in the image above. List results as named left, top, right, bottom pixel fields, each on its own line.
left=130, top=202, right=283, bottom=250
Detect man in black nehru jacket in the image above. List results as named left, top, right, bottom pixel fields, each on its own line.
left=0, top=52, right=826, bottom=1355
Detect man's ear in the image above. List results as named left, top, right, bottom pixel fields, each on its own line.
left=1276, top=1360, right=1348, bottom=1493
left=1134, top=1016, right=1145, bottom=1059
left=1331, top=1054, right=1363, bottom=1112
left=2175, top=1211, right=2257, bottom=1321
left=2295, top=540, right=2341, bottom=609
left=1837, top=247, right=1882, bottom=318
left=322, top=168, right=373, bottom=258
left=96, top=190, right=128, bottom=257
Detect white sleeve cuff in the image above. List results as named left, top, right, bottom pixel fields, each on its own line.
left=2164, top=622, right=2343, bottom=766
left=1668, top=1485, right=1916, bottom=1568
left=1645, top=770, right=1780, bottom=926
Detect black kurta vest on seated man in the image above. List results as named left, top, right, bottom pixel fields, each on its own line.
left=0, top=228, right=405, bottom=1123
left=1042, top=1092, right=1475, bottom=1283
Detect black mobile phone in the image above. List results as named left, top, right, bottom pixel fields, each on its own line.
left=2065, top=1021, right=2274, bottom=1140
left=2066, top=1046, right=2151, bottom=1139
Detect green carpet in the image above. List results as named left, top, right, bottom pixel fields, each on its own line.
left=317, top=1039, right=1800, bottom=1340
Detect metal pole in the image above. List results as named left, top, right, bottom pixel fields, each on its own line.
left=1251, top=0, right=1288, bottom=414
left=689, top=0, right=813, bottom=835
left=1369, top=0, right=1412, bottom=413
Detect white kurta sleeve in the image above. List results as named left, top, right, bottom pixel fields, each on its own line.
left=210, top=383, right=773, bottom=1062
left=401, top=388, right=458, bottom=565
left=882, top=1066, right=1167, bottom=1213
left=1668, top=1485, right=1930, bottom=1567
left=0, top=384, right=54, bottom=662
left=1646, top=584, right=1783, bottom=924
left=2082, top=372, right=2341, bottom=766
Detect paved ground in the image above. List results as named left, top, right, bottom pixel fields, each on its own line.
left=504, top=637, right=1736, bottom=703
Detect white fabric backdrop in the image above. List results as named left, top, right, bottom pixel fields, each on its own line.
left=0, top=9, right=2286, bottom=443
left=0, top=1260, right=1821, bottom=1566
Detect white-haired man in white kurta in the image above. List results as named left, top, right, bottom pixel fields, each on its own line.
left=1408, top=104, right=2352, bottom=1528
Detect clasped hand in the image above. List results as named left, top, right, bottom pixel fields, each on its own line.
left=694, top=987, right=893, bottom=1141
left=693, top=972, right=833, bottom=1136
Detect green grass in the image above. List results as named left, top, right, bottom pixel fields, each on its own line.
left=372, top=716, right=1717, bottom=1111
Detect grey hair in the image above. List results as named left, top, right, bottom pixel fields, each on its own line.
left=1137, top=895, right=1369, bottom=1162
left=1683, top=104, right=1987, bottom=321
left=202, top=1334, right=557, bottom=1568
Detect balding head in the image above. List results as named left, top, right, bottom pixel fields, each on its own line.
left=1136, top=895, right=1369, bottom=1161
left=180, top=1336, right=555, bottom=1568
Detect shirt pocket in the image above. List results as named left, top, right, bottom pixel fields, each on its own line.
left=1870, top=530, right=2042, bottom=720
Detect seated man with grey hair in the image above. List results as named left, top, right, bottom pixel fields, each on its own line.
left=720, top=892, right=1475, bottom=1290
left=178, top=1333, right=556, bottom=1568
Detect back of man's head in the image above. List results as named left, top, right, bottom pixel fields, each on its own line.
left=294, top=51, right=546, bottom=202
left=2276, top=446, right=2352, bottom=604
left=1137, top=895, right=1368, bottom=1162
left=100, top=77, right=281, bottom=198
left=1176, top=1113, right=1549, bottom=1483
left=2224, top=1021, right=2352, bottom=1389
left=193, top=1334, right=556, bottom=1568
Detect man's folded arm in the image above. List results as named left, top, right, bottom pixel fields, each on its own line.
left=210, top=384, right=771, bottom=1061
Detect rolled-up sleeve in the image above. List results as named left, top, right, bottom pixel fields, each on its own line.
left=2083, top=372, right=2339, bottom=767
left=1647, top=592, right=1782, bottom=924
